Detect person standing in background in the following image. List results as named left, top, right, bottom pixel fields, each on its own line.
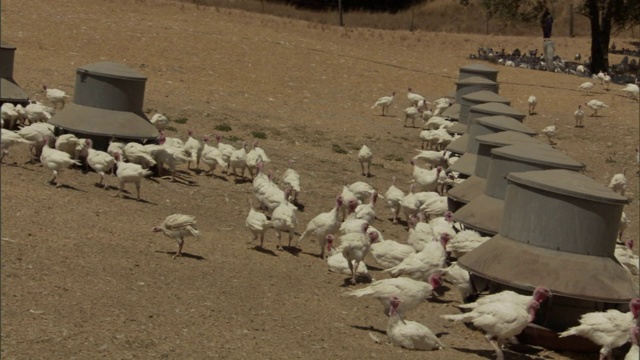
left=541, top=3, right=553, bottom=38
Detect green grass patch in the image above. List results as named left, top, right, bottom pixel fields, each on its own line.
left=332, top=144, right=348, bottom=154
left=173, top=117, right=189, bottom=124
left=165, top=125, right=177, bottom=132
left=226, top=135, right=241, bottom=143
left=251, top=131, right=267, bottom=139
left=215, top=123, right=232, bottom=132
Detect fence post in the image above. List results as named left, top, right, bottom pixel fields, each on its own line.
left=338, top=0, right=344, bottom=27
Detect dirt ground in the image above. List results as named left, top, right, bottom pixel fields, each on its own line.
left=1, top=0, right=639, bottom=359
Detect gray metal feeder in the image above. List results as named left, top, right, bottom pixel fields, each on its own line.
left=453, top=144, right=584, bottom=235
left=0, top=42, right=29, bottom=104
left=448, top=114, right=536, bottom=178
left=447, top=102, right=527, bottom=156
left=49, top=61, right=159, bottom=151
left=448, top=91, right=511, bottom=135
left=454, top=76, right=499, bottom=104
left=447, top=131, right=548, bottom=211
left=441, top=64, right=499, bottom=121
left=458, top=63, right=499, bottom=82
left=458, top=169, right=635, bottom=337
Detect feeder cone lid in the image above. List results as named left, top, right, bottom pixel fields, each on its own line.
left=471, top=102, right=526, bottom=119
left=475, top=115, right=537, bottom=135
left=456, top=76, right=497, bottom=86
left=460, top=63, right=498, bottom=74
left=507, top=169, right=627, bottom=204
left=77, top=61, right=147, bottom=81
left=458, top=234, right=639, bottom=302
left=446, top=134, right=468, bottom=155
left=447, top=122, right=467, bottom=135
left=448, top=152, right=477, bottom=177
left=441, top=103, right=460, bottom=120
left=447, top=175, right=487, bottom=205
left=462, top=90, right=510, bottom=104
left=49, top=103, right=159, bottom=140
left=476, top=131, right=545, bottom=147
left=452, top=193, right=502, bottom=235
left=0, top=78, right=29, bottom=103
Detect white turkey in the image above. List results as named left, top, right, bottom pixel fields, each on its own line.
left=441, top=262, right=474, bottom=302
left=107, top=138, right=126, bottom=161
left=403, top=106, right=421, bottom=128
left=447, top=229, right=491, bottom=259
left=15, top=122, right=55, bottom=162
left=541, top=120, right=558, bottom=145
left=338, top=223, right=379, bottom=284
left=346, top=274, right=443, bottom=317
left=371, top=91, right=395, bottom=116
left=215, top=134, right=236, bottom=173
left=245, top=199, right=272, bottom=249
left=412, top=149, right=447, bottom=169
left=200, top=136, right=228, bottom=177
left=351, top=191, right=378, bottom=224
left=358, top=144, right=373, bottom=177
left=407, top=88, right=425, bottom=106
left=410, top=160, right=442, bottom=192
left=155, top=139, right=191, bottom=182
left=297, top=196, right=344, bottom=259
left=347, top=181, right=379, bottom=203
left=1, top=128, right=33, bottom=163
left=626, top=324, right=639, bottom=360
left=578, top=81, right=595, bottom=95
left=608, top=169, right=628, bottom=196
left=112, top=152, right=153, bottom=201
left=85, top=139, right=115, bottom=189
left=270, top=201, right=298, bottom=249
left=325, top=235, right=370, bottom=280
left=150, top=113, right=169, bottom=132
left=574, top=104, right=585, bottom=127
left=615, top=239, right=639, bottom=275
left=24, top=102, right=53, bottom=124
left=384, top=176, right=405, bottom=224
left=386, top=296, right=445, bottom=351
left=559, top=298, right=640, bottom=360
left=442, top=295, right=543, bottom=360
left=456, top=286, right=553, bottom=312
left=123, top=142, right=156, bottom=169
left=245, top=140, right=269, bottom=179
left=585, top=99, right=609, bottom=117
left=406, top=215, right=435, bottom=252
left=1, top=103, right=20, bottom=129
left=39, top=136, right=81, bottom=187
left=618, top=211, right=630, bottom=242
left=527, top=95, right=537, bottom=115
left=42, top=84, right=69, bottom=109
left=183, top=129, right=204, bottom=170
left=228, top=141, right=248, bottom=178
left=152, top=214, right=199, bottom=259
left=619, top=83, right=639, bottom=100
left=369, top=238, right=415, bottom=269
left=419, top=195, right=448, bottom=221
left=281, top=159, right=301, bottom=203
left=384, top=233, right=450, bottom=281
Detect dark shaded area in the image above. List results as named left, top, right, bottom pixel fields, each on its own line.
left=274, top=0, right=427, bottom=13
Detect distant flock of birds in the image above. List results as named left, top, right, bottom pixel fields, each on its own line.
left=471, top=47, right=640, bottom=86
left=1, top=79, right=639, bottom=359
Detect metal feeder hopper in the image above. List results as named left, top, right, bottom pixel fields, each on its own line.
left=0, top=42, right=29, bottom=105
left=458, top=169, right=636, bottom=351
left=447, top=131, right=548, bottom=212
left=49, top=61, right=159, bottom=151
left=452, top=144, right=584, bottom=235
left=442, top=64, right=499, bottom=120
left=448, top=114, right=536, bottom=179
left=447, top=102, right=527, bottom=156
left=448, top=90, right=511, bottom=136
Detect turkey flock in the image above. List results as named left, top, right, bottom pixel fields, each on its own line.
left=2, top=75, right=638, bottom=359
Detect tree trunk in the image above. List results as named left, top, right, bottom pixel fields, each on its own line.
left=587, top=0, right=610, bottom=73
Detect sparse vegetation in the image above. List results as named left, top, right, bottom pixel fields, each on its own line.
left=165, top=125, right=178, bottom=132
left=215, top=123, right=233, bottom=132
left=173, top=117, right=189, bottom=124
left=332, top=144, right=348, bottom=154
left=384, top=154, right=404, bottom=162
left=251, top=130, right=267, bottom=139
left=226, top=135, right=242, bottom=142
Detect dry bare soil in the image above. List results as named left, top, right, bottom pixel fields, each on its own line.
left=1, top=0, right=638, bottom=359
